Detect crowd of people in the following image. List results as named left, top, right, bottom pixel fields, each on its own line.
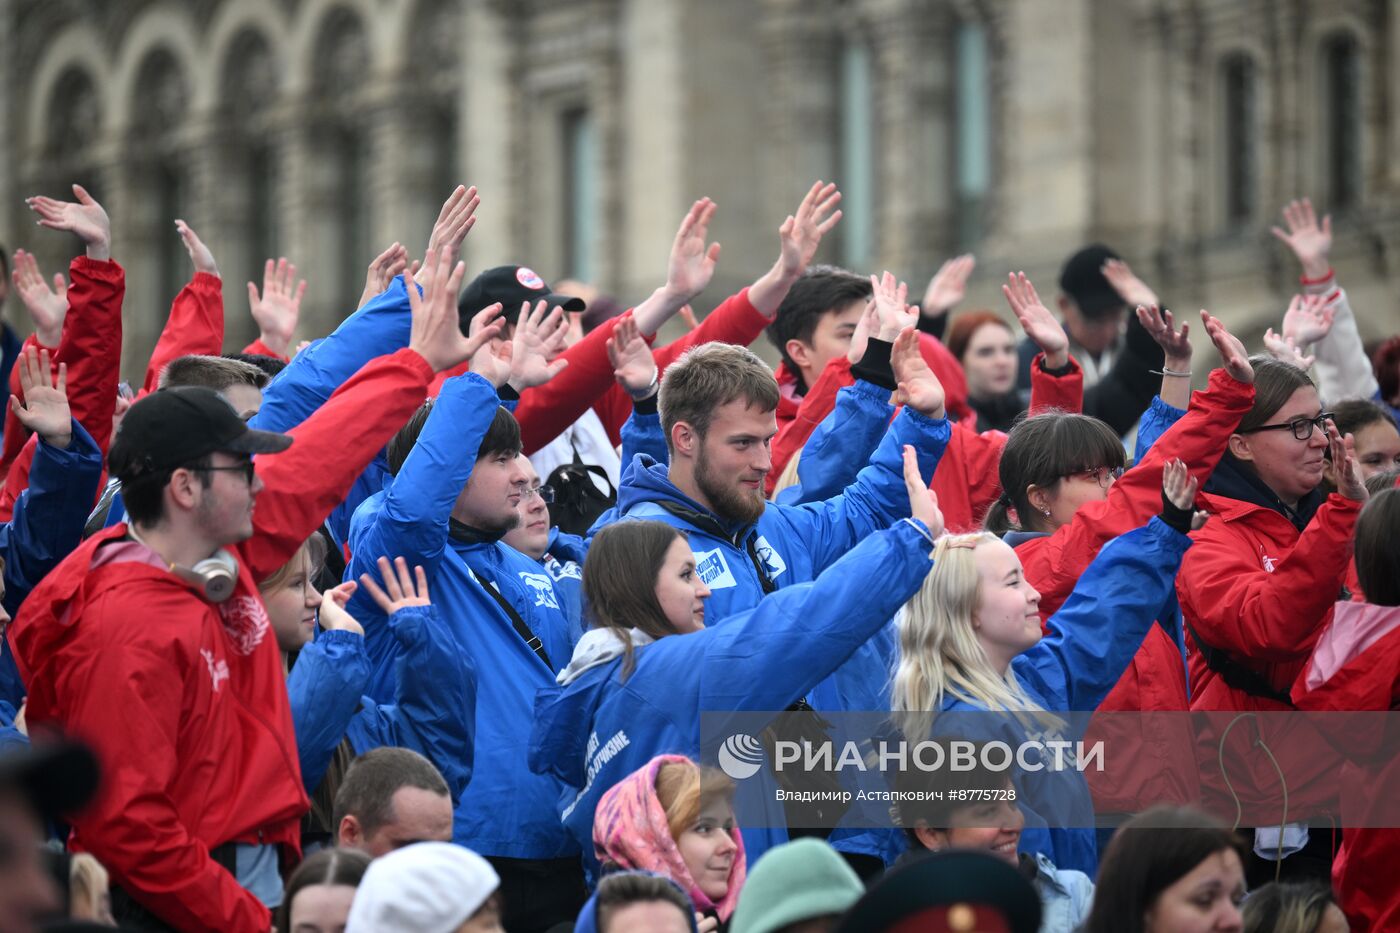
left=0, top=174, right=1395, bottom=933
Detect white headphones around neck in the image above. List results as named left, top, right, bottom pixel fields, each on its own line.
left=129, top=528, right=240, bottom=603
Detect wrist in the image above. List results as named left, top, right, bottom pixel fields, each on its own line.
left=625, top=368, right=659, bottom=401
left=259, top=332, right=292, bottom=357
left=748, top=262, right=798, bottom=318
left=1042, top=348, right=1069, bottom=369
left=1300, top=260, right=1332, bottom=282
left=39, top=430, right=72, bottom=450
left=35, top=326, right=62, bottom=349
left=85, top=237, right=111, bottom=262
left=1164, top=354, right=1192, bottom=372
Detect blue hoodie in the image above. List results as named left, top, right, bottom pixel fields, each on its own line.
left=529, top=518, right=937, bottom=881
left=286, top=604, right=477, bottom=804
left=775, top=379, right=894, bottom=506
left=937, top=518, right=1192, bottom=876
left=346, top=371, right=577, bottom=860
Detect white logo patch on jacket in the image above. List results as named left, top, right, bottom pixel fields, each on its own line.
left=219, top=596, right=270, bottom=655
left=752, top=536, right=787, bottom=581
left=200, top=648, right=230, bottom=692
left=519, top=572, right=561, bottom=609
left=694, top=549, right=737, bottom=589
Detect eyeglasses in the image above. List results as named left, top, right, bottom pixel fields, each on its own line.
left=1065, top=466, right=1124, bottom=489
left=522, top=484, right=555, bottom=505
left=195, top=460, right=257, bottom=484
left=1239, top=412, right=1334, bottom=441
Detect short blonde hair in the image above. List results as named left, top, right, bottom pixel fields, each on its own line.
left=259, top=532, right=329, bottom=592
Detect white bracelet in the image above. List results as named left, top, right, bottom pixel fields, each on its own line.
left=1151, top=368, right=1192, bottom=378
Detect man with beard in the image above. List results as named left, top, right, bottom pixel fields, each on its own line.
left=342, top=306, right=582, bottom=933
left=602, top=327, right=951, bottom=625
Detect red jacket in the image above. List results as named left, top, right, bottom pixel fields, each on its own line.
left=1293, top=601, right=1400, bottom=932
left=9, top=347, right=436, bottom=932
left=509, top=287, right=773, bottom=455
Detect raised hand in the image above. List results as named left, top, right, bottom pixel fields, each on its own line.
left=846, top=298, right=878, bottom=365
left=9, top=346, right=71, bottom=449
left=418, top=185, right=480, bottom=285
left=1281, top=293, right=1335, bottom=347
left=317, top=581, right=365, bottom=636
left=1262, top=327, right=1316, bottom=371
left=1136, top=305, right=1191, bottom=363
left=26, top=184, right=111, bottom=261
left=748, top=181, right=843, bottom=317
left=174, top=219, right=219, bottom=278
left=1101, top=258, right=1159, bottom=309
left=508, top=300, right=570, bottom=391
left=664, top=198, right=722, bottom=304
left=467, top=303, right=512, bottom=388
left=407, top=246, right=504, bottom=373
left=870, top=271, right=916, bottom=341
left=1200, top=310, right=1253, bottom=384
left=357, top=242, right=409, bottom=310
left=1271, top=198, right=1332, bottom=280
left=1002, top=272, right=1069, bottom=368
left=892, top=326, right=946, bottom=419
left=1326, top=421, right=1367, bottom=502
left=10, top=249, right=68, bottom=348
left=1162, top=458, right=1208, bottom=531
left=903, top=444, right=944, bottom=539
left=246, top=257, right=306, bottom=357
left=922, top=254, right=975, bottom=318
left=360, top=556, right=433, bottom=615
left=606, top=312, right=658, bottom=399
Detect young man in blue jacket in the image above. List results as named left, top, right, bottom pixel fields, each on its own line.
left=344, top=318, right=582, bottom=933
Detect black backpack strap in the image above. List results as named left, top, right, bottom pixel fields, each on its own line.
left=1186, top=622, right=1294, bottom=707
left=480, top=575, right=553, bottom=669
left=743, top=531, right=779, bottom=595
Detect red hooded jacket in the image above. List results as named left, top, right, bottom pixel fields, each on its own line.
left=9, top=347, right=436, bottom=932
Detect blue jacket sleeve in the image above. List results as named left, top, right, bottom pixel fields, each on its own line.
left=344, top=604, right=477, bottom=805
left=771, top=408, right=950, bottom=578
left=345, top=372, right=500, bottom=674
left=326, top=456, right=390, bottom=553
left=1132, top=397, right=1187, bottom=464
left=1013, top=517, right=1192, bottom=712
left=697, top=519, right=935, bottom=710
left=251, top=275, right=414, bottom=434
left=620, top=409, right=668, bottom=467
left=286, top=629, right=372, bottom=794
left=777, top=379, right=893, bottom=506
left=0, top=421, right=104, bottom=707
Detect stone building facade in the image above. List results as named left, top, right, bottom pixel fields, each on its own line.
left=1, top=0, right=1396, bottom=376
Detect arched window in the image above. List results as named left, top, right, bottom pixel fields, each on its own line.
left=1321, top=32, right=1360, bottom=211
left=222, top=30, right=281, bottom=286
left=838, top=39, right=874, bottom=267
left=562, top=107, right=598, bottom=282
left=47, top=68, right=102, bottom=162
left=954, top=21, right=991, bottom=249
left=1220, top=53, right=1256, bottom=227
left=411, top=0, right=462, bottom=234
left=132, top=49, right=191, bottom=309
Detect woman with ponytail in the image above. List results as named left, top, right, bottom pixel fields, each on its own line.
left=892, top=461, right=1202, bottom=875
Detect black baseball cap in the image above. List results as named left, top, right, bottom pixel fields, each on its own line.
left=108, top=386, right=292, bottom=482
left=0, top=738, right=99, bottom=821
left=456, top=265, right=585, bottom=332
left=836, top=850, right=1041, bottom=933
left=1058, top=244, right=1124, bottom=319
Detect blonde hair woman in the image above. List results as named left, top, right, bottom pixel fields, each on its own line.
left=892, top=459, right=1204, bottom=875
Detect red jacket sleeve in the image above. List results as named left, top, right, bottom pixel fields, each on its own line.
left=1, top=333, right=39, bottom=469
left=241, top=348, right=435, bottom=582
left=767, top=356, right=855, bottom=494
left=918, top=332, right=971, bottom=423
left=1180, top=495, right=1362, bottom=666
left=1029, top=353, right=1083, bottom=415
left=143, top=273, right=226, bottom=393
left=514, top=316, right=625, bottom=455
left=240, top=337, right=290, bottom=363
left=60, top=592, right=271, bottom=932
left=1022, top=369, right=1255, bottom=616
left=2, top=258, right=124, bottom=468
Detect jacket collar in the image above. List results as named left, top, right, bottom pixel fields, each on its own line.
left=1205, top=451, right=1323, bottom=532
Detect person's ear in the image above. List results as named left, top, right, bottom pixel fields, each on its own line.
left=785, top=338, right=815, bottom=371
left=671, top=421, right=700, bottom=460
left=1227, top=432, right=1254, bottom=463
left=167, top=467, right=202, bottom=510
left=1025, top=484, right=1052, bottom=518
left=913, top=825, right=949, bottom=852
left=338, top=814, right=362, bottom=849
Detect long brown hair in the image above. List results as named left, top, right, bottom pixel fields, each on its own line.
left=583, top=521, right=688, bottom=678
left=1236, top=356, right=1315, bottom=434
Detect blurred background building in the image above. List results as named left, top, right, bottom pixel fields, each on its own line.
left=1, top=0, right=1395, bottom=374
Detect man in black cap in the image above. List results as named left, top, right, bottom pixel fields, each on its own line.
left=1014, top=245, right=1166, bottom=436
left=8, top=242, right=501, bottom=932
left=0, top=740, right=100, bottom=933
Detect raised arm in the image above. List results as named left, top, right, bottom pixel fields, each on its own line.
left=244, top=256, right=307, bottom=361
left=143, top=221, right=225, bottom=393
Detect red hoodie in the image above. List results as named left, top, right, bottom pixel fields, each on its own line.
left=9, top=347, right=436, bottom=932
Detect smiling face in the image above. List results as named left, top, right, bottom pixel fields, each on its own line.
left=676, top=796, right=738, bottom=901
left=914, top=787, right=1025, bottom=867
left=1351, top=419, right=1400, bottom=479
left=653, top=536, right=710, bottom=634
left=263, top=546, right=320, bottom=653
left=970, top=540, right=1043, bottom=672
left=1229, top=386, right=1329, bottom=507
left=690, top=400, right=777, bottom=525
left=1143, top=848, right=1245, bottom=933
left=961, top=321, right=1019, bottom=400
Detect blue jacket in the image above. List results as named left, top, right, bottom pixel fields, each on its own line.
left=347, top=371, right=577, bottom=859
left=529, top=519, right=937, bottom=880
left=542, top=529, right=588, bottom=644
left=936, top=518, right=1191, bottom=876
left=605, top=407, right=949, bottom=625
left=286, top=604, right=477, bottom=804
left=0, top=422, right=104, bottom=706
left=776, top=379, right=893, bottom=506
